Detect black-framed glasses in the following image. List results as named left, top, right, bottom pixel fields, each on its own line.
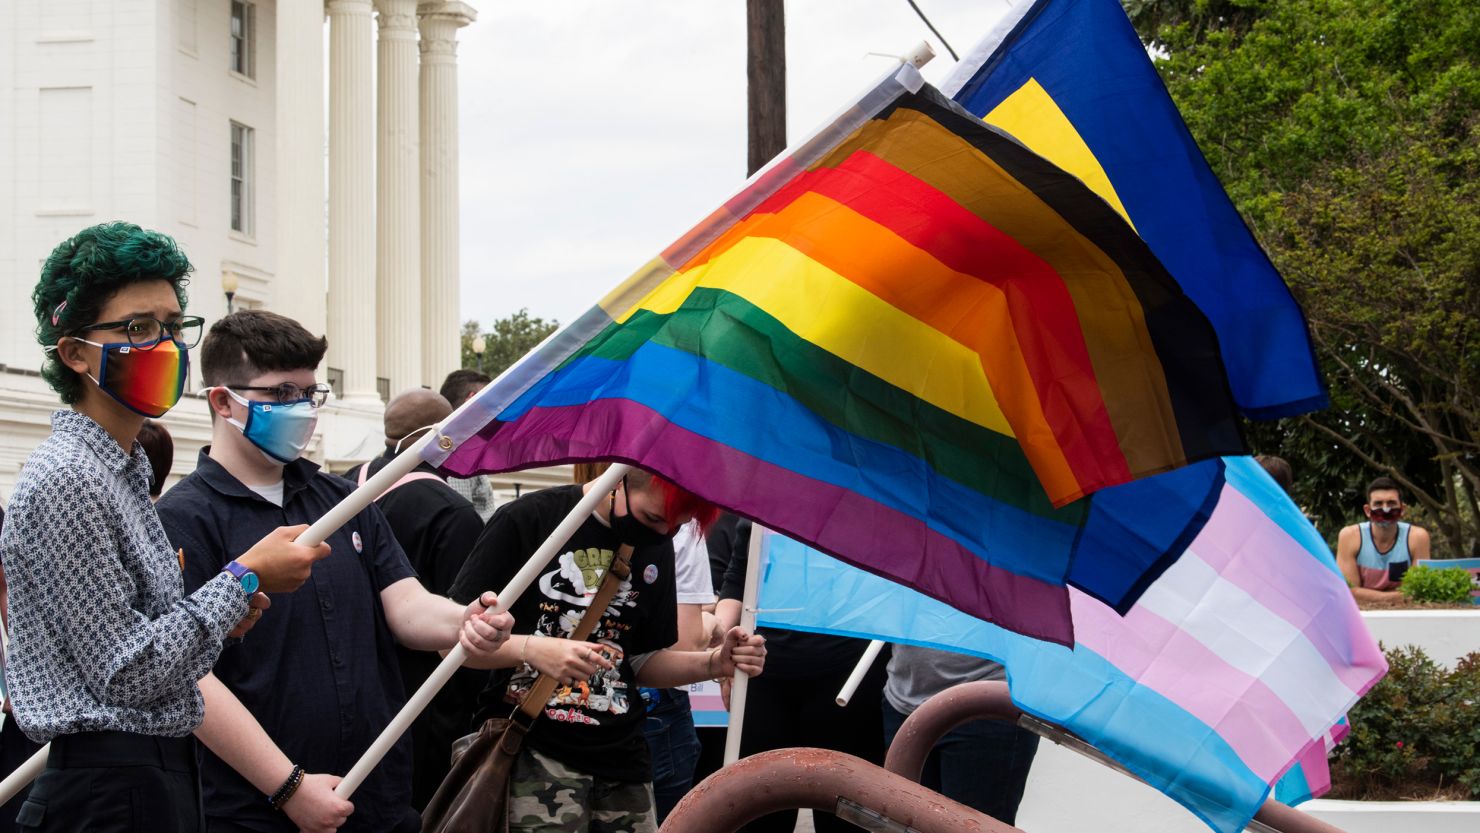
left=229, top=382, right=332, bottom=408
left=75, top=316, right=205, bottom=350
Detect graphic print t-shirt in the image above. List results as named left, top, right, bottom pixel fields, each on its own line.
left=449, top=485, right=678, bottom=782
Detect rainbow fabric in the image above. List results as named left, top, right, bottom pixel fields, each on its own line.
left=754, top=457, right=1386, bottom=833
left=944, top=0, right=1326, bottom=420
left=427, top=63, right=1276, bottom=644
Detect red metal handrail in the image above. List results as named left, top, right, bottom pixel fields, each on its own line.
left=660, top=747, right=1025, bottom=833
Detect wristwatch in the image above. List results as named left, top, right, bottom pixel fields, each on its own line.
left=222, top=560, right=260, bottom=595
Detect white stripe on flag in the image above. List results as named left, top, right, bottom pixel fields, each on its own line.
left=1136, top=551, right=1354, bottom=739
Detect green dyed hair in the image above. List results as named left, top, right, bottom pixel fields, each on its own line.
left=33, top=222, right=193, bottom=404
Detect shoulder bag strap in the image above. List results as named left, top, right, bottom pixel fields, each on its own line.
left=515, top=544, right=634, bottom=721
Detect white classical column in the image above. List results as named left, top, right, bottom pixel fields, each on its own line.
left=375, top=0, right=423, bottom=394
left=275, top=0, right=327, bottom=339
left=417, top=2, right=476, bottom=387
left=327, top=0, right=381, bottom=406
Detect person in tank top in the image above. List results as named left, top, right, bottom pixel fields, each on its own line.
left=1336, top=476, right=1431, bottom=602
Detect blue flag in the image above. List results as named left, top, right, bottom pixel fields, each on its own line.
left=943, top=0, right=1326, bottom=419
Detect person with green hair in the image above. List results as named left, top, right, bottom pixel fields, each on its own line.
left=0, top=222, right=352, bottom=832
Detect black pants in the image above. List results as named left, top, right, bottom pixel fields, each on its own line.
left=737, top=662, right=888, bottom=833
left=16, top=732, right=204, bottom=833
left=881, top=700, right=1039, bottom=825
left=0, top=718, right=43, bottom=833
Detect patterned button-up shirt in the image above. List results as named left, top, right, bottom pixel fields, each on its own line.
left=446, top=473, right=494, bottom=521
left=0, top=411, right=247, bottom=743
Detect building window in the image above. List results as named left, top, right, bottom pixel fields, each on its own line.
left=230, top=122, right=253, bottom=235
left=230, top=1, right=254, bottom=77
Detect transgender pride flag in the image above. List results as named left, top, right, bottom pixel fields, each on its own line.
left=754, top=457, right=1385, bottom=833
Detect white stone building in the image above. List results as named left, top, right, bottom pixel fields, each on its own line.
left=0, top=0, right=570, bottom=502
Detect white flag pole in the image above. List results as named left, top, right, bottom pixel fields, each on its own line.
left=835, top=640, right=886, bottom=706
left=0, top=465, right=637, bottom=806
left=1, top=40, right=944, bottom=805
left=0, top=606, right=47, bottom=804
left=334, top=462, right=631, bottom=797
left=0, top=392, right=517, bottom=805
left=0, top=747, right=45, bottom=804
left=717, top=46, right=936, bottom=767
left=722, top=523, right=766, bottom=766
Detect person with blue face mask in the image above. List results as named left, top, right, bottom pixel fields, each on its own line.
left=155, top=310, right=516, bottom=833
left=1, top=222, right=342, bottom=833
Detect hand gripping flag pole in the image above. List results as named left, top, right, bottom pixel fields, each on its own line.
left=333, top=461, right=631, bottom=797
left=722, top=519, right=766, bottom=766
left=0, top=442, right=632, bottom=804
left=2, top=39, right=944, bottom=804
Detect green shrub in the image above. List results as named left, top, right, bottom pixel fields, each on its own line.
left=1400, top=565, right=1476, bottom=604
left=1330, top=646, right=1480, bottom=799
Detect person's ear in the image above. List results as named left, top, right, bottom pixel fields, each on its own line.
left=55, top=338, right=93, bottom=376
left=206, top=386, right=235, bottom=421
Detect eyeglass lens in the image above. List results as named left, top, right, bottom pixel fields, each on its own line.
left=275, top=384, right=330, bottom=407
left=121, top=317, right=203, bottom=349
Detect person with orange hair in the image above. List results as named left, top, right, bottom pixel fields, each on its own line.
left=448, top=469, right=766, bottom=832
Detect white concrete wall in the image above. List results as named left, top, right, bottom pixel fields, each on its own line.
left=1, top=0, right=166, bottom=495
left=1361, top=610, right=1480, bottom=669
left=1302, top=800, right=1480, bottom=833
left=1, top=0, right=163, bottom=373
left=0, top=1, right=384, bottom=498
left=1018, top=741, right=1211, bottom=833
left=159, top=0, right=279, bottom=392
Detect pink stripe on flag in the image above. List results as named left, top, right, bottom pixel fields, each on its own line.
left=1189, top=486, right=1384, bottom=697
left=1072, top=592, right=1315, bottom=783
left=1291, top=737, right=1333, bottom=797
left=689, top=694, right=727, bottom=712
left=441, top=398, right=1075, bottom=644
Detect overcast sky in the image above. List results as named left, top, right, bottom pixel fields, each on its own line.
left=453, top=0, right=1013, bottom=329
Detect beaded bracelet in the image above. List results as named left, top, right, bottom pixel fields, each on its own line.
left=269, top=764, right=305, bottom=811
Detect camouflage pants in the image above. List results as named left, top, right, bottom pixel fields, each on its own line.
left=508, top=746, right=658, bottom=833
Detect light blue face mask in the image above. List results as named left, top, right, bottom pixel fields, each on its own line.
left=225, top=389, right=319, bottom=464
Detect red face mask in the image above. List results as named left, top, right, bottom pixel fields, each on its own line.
left=1369, top=506, right=1404, bottom=523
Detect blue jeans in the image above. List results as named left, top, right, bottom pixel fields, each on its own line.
left=642, top=689, right=701, bottom=823
left=881, top=699, right=1039, bottom=825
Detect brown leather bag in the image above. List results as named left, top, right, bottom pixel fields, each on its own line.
left=420, top=547, right=633, bottom=833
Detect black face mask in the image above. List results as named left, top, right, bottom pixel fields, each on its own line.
left=609, top=480, right=678, bottom=548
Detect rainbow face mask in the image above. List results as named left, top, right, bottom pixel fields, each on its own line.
left=74, top=338, right=189, bottom=418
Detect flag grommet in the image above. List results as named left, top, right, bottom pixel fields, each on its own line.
left=438, top=435, right=454, bottom=450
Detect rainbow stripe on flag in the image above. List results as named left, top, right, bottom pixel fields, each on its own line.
left=426, top=62, right=1289, bottom=644
left=944, top=0, right=1327, bottom=420
left=752, top=457, right=1386, bottom=833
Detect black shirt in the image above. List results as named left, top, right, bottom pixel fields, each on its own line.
left=345, top=453, right=485, bottom=597
left=344, top=452, right=486, bottom=810
left=449, top=485, right=678, bottom=783
left=717, top=518, right=871, bottom=680
left=157, top=451, right=420, bottom=833
left=704, top=513, right=746, bottom=595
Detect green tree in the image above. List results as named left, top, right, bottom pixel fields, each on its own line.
left=460, top=309, right=560, bottom=379
left=1138, top=0, right=1480, bottom=553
